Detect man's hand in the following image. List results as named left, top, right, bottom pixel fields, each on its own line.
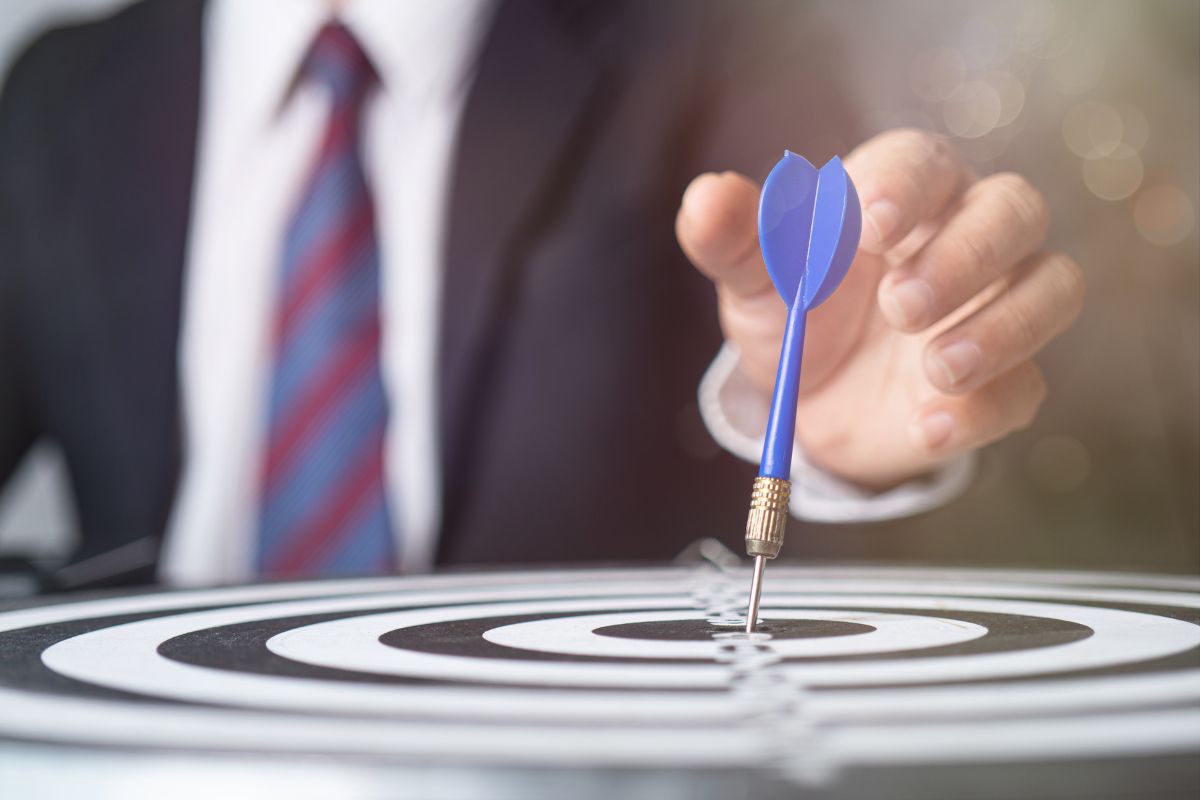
left=677, top=130, right=1085, bottom=489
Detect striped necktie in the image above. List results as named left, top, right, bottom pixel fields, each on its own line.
left=256, top=24, right=396, bottom=578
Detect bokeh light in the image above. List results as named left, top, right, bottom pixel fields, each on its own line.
left=1115, top=102, right=1150, bottom=152
left=893, top=2, right=1191, bottom=250
left=985, top=71, right=1026, bottom=127
left=1062, top=101, right=1124, bottom=158
left=1134, top=184, right=1197, bottom=246
left=1082, top=143, right=1144, bottom=201
left=943, top=80, right=1003, bottom=138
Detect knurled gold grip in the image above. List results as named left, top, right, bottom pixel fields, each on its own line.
left=745, top=476, right=791, bottom=559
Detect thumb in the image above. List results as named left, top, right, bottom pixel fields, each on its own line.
left=676, top=171, right=773, bottom=299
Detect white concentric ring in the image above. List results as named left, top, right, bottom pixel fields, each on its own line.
left=478, top=609, right=986, bottom=659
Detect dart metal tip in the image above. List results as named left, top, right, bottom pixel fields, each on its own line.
left=743, top=476, right=789, bottom=632
left=745, top=555, right=766, bottom=633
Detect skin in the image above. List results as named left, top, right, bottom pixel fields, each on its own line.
left=677, top=129, right=1086, bottom=490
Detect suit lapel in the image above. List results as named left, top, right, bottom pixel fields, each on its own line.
left=44, top=0, right=204, bottom=585
left=438, top=0, right=615, bottom=523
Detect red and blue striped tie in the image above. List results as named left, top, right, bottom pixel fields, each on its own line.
left=256, top=24, right=396, bottom=578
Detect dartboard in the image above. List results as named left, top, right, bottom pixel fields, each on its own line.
left=1, top=565, right=1198, bottom=799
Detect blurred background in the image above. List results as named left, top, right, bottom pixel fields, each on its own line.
left=1, top=0, right=1197, bottom=574
left=810, top=0, right=1199, bottom=574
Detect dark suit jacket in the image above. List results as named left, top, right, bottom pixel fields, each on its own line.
left=0, top=0, right=857, bottom=589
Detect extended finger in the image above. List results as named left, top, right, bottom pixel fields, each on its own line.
left=676, top=172, right=772, bottom=299
left=909, top=361, right=1047, bottom=457
left=878, top=172, right=1050, bottom=332
left=923, top=252, right=1084, bottom=395
left=846, top=129, right=972, bottom=254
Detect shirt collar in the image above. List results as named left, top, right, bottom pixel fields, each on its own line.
left=206, top=0, right=496, bottom=128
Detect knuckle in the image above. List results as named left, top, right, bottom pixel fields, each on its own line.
left=865, top=128, right=943, bottom=170
left=1004, top=297, right=1041, bottom=352
left=898, top=128, right=945, bottom=166
left=1047, top=253, right=1087, bottom=309
left=893, top=127, right=935, bottom=149
left=867, top=165, right=924, bottom=213
left=944, top=229, right=996, bottom=281
left=987, top=172, right=1049, bottom=237
left=883, top=127, right=929, bottom=148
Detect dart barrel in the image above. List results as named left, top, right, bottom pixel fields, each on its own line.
left=744, top=476, right=791, bottom=558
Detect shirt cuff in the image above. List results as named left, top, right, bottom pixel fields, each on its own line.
left=698, top=343, right=974, bottom=523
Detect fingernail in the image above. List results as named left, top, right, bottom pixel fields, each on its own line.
left=909, top=411, right=954, bottom=451
left=864, top=200, right=901, bottom=250
left=884, top=277, right=934, bottom=329
left=933, top=341, right=982, bottom=387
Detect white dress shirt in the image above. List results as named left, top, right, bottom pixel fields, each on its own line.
left=162, top=0, right=496, bottom=585
left=162, top=0, right=967, bottom=587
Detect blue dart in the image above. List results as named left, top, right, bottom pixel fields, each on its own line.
left=744, top=152, right=861, bottom=633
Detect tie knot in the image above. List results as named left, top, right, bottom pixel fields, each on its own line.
left=302, top=23, right=378, bottom=106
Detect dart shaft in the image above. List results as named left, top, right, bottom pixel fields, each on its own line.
left=760, top=305, right=807, bottom=479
